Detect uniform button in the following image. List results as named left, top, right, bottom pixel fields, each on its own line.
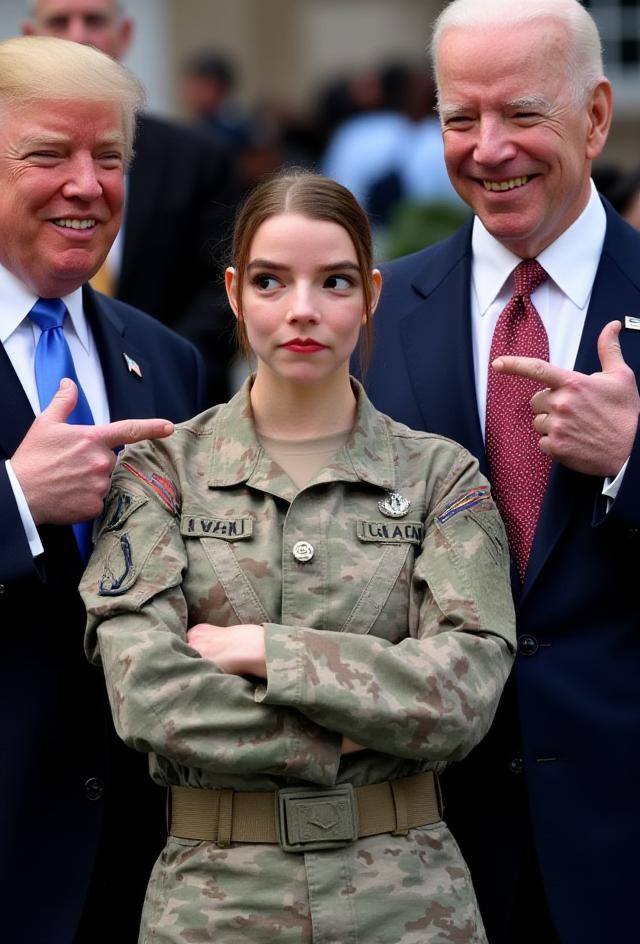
left=0, top=584, right=5, bottom=595
left=518, top=634, right=539, bottom=656
left=508, top=754, right=524, bottom=775
left=84, top=777, right=104, bottom=801
left=292, top=541, right=315, bottom=563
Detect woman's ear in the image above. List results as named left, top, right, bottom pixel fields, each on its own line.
left=225, top=267, right=239, bottom=319
left=368, top=269, right=383, bottom=320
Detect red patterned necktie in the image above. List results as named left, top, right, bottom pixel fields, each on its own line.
left=485, top=259, right=552, bottom=581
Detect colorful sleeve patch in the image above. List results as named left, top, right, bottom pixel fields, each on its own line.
left=121, top=461, right=180, bottom=515
left=436, top=485, right=492, bottom=523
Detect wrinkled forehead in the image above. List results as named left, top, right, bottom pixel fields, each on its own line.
left=0, top=96, right=126, bottom=146
left=435, top=19, right=571, bottom=95
left=33, top=0, right=119, bottom=21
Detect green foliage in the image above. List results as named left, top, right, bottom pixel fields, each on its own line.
left=381, top=199, right=470, bottom=260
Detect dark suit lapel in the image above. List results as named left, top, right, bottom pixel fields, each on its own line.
left=83, top=286, right=155, bottom=421
left=398, top=222, right=487, bottom=474
left=0, top=345, right=36, bottom=459
left=522, top=206, right=640, bottom=599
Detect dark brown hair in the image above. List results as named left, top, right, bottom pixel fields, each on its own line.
left=230, top=170, right=376, bottom=370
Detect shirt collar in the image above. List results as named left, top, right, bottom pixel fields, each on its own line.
left=208, top=377, right=397, bottom=494
left=0, top=261, right=89, bottom=350
left=471, top=180, right=606, bottom=315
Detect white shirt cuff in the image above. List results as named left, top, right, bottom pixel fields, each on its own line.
left=602, top=458, right=629, bottom=502
left=5, top=460, right=44, bottom=557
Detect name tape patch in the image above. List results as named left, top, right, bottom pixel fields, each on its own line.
left=356, top=520, right=425, bottom=544
left=180, top=515, right=254, bottom=540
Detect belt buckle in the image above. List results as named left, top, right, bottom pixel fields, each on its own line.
left=276, top=784, right=359, bottom=853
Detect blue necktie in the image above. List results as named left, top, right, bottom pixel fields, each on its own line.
left=29, top=297, right=95, bottom=561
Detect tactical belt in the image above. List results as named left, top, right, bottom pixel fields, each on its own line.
left=169, top=771, right=441, bottom=853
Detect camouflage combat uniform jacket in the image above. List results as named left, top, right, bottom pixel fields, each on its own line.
left=81, top=379, right=515, bottom=944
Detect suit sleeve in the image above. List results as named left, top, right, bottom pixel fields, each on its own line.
left=595, top=418, right=640, bottom=530
left=190, top=341, right=209, bottom=415
left=256, top=448, right=516, bottom=765
left=80, top=445, right=342, bottom=787
left=0, top=462, right=41, bottom=583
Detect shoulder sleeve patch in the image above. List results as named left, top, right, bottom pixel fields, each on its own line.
left=98, top=489, right=148, bottom=535
left=121, top=461, right=180, bottom=515
left=436, top=485, right=492, bottom=524
left=98, top=533, right=137, bottom=596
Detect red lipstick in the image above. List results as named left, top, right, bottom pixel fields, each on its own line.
left=281, top=338, right=327, bottom=353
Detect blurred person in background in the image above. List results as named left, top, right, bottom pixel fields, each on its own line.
left=180, top=50, right=254, bottom=155
left=593, top=162, right=640, bottom=230
left=322, top=61, right=461, bottom=238
left=24, top=0, right=240, bottom=405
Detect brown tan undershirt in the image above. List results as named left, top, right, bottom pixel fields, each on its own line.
left=257, top=429, right=351, bottom=490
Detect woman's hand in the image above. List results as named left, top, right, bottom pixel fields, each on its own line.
left=186, top=623, right=267, bottom=677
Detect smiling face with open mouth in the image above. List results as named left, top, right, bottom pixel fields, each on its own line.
left=436, top=17, right=611, bottom=258
left=0, top=96, right=125, bottom=298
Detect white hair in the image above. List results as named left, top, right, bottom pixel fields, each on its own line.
left=431, top=0, right=605, bottom=104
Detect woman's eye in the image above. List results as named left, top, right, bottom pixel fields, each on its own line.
left=253, top=274, right=280, bottom=291
left=325, top=275, right=352, bottom=290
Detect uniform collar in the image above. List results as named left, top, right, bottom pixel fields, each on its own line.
left=207, top=377, right=397, bottom=494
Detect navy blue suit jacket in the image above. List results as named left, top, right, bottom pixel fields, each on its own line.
left=0, top=287, right=207, bottom=943
left=364, top=203, right=640, bottom=944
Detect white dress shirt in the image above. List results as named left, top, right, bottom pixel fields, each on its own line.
left=469, top=180, right=625, bottom=498
left=0, top=263, right=110, bottom=556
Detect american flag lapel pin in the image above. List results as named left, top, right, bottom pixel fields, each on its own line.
left=123, top=353, right=143, bottom=378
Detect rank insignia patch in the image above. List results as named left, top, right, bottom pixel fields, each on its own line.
left=122, top=462, right=179, bottom=514
left=378, top=491, right=411, bottom=518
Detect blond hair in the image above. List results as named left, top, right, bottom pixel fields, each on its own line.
left=0, top=35, right=144, bottom=162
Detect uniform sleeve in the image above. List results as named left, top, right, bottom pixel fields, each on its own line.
left=256, top=447, right=516, bottom=764
left=80, top=443, right=341, bottom=786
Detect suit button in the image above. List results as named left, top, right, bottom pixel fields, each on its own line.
left=508, top=754, right=524, bottom=775
left=0, top=584, right=5, bottom=595
left=84, top=777, right=104, bottom=801
left=518, top=634, right=539, bottom=656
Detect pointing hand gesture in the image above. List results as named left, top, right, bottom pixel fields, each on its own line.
left=492, top=321, right=640, bottom=477
left=11, top=379, right=174, bottom=526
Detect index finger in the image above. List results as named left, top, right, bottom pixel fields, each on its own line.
left=492, top=355, right=574, bottom=388
left=95, top=418, right=175, bottom=450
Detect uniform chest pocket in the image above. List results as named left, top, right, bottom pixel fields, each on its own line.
left=339, top=520, right=423, bottom=636
left=180, top=513, right=271, bottom=625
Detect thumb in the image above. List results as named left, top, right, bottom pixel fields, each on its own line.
left=597, top=320, right=627, bottom=372
left=40, top=378, right=78, bottom=423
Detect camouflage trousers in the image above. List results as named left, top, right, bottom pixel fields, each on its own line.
left=139, top=823, right=487, bottom=943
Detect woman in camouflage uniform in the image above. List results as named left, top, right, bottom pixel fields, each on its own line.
left=81, top=172, right=515, bottom=944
